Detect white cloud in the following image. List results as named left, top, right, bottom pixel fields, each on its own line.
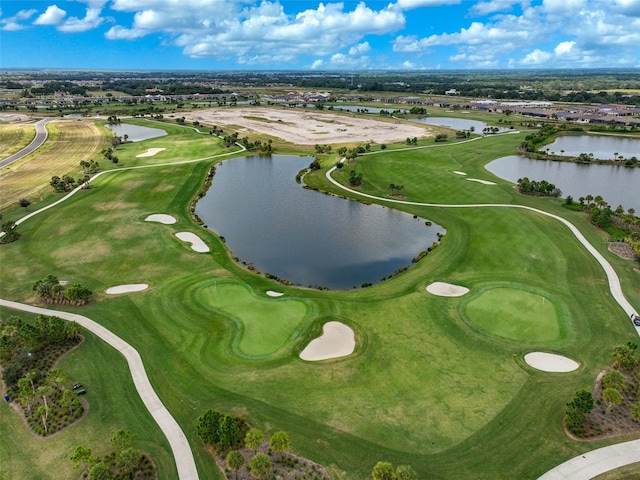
left=469, top=0, right=529, bottom=16
left=34, top=5, right=67, bottom=26
left=521, top=48, right=552, bottom=64
left=1, top=8, right=37, bottom=31
left=349, top=42, right=371, bottom=55
left=107, top=0, right=405, bottom=61
left=392, top=0, right=460, bottom=10
left=554, top=40, right=575, bottom=55
left=58, top=7, right=104, bottom=32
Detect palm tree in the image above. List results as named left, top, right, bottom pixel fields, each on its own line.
left=35, top=405, right=49, bottom=434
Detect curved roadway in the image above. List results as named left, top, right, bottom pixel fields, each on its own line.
left=0, top=118, right=55, bottom=168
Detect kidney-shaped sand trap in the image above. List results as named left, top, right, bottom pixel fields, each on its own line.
left=300, top=321, right=355, bottom=361
left=524, top=352, right=579, bottom=372
left=467, top=178, right=497, bottom=185
left=136, top=148, right=166, bottom=157
left=145, top=214, right=176, bottom=224
left=175, top=232, right=210, bottom=252
left=106, top=284, right=149, bottom=294
left=266, top=291, right=284, bottom=297
left=426, top=282, right=470, bottom=297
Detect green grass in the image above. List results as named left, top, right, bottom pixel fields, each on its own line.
left=1, top=116, right=639, bottom=480
left=464, top=287, right=562, bottom=343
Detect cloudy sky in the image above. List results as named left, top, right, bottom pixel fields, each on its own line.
left=2, top=0, right=639, bottom=70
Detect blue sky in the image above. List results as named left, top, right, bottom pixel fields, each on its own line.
left=1, top=0, right=639, bottom=70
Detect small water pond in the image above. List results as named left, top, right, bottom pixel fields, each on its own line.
left=542, top=134, right=640, bottom=160
left=196, top=155, right=445, bottom=290
left=486, top=155, right=640, bottom=212
left=411, top=116, right=511, bottom=133
left=106, top=123, right=167, bottom=142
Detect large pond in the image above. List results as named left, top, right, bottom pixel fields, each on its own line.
left=196, top=155, right=444, bottom=290
left=542, top=134, right=640, bottom=159
left=106, top=123, right=167, bottom=142
left=411, top=116, right=512, bottom=133
left=486, top=155, right=640, bottom=212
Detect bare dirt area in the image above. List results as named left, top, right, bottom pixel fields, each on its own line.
left=180, top=107, right=432, bottom=145
left=608, top=242, right=636, bottom=260
left=577, top=368, right=640, bottom=440
left=211, top=444, right=330, bottom=480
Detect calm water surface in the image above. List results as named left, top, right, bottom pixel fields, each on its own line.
left=486, top=156, right=639, bottom=212
left=106, top=123, right=167, bottom=142
left=196, top=155, right=444, bottom=289
left=412, top=116, right=511, bottom=132
left=544, top=135, right=640, bottom=159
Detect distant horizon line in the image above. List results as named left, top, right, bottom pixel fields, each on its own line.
left=2, top=67, right=640, bottom=75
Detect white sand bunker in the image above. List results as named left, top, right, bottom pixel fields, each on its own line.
left=136, top=148, right=166, bottom=157
left=175, top=232, right=209, bottom=252
left=525, top=352, right=579, bottom=372
left=145, top=214, right=176, bottom=224
left=266, top=291, right=284, bottom=297
left=467, top=178, right=496, bottom=185
left=106, top=284, right=149, bottom=294
left=426, top=282, right=470, bottom=297
left=300, top=321, right=355, bottom=361
left=453, top=171, right=467, bottom=176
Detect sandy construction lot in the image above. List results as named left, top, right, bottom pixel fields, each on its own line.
left=181, top=107, right=431, bottom=145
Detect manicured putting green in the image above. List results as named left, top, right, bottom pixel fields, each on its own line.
left=198, top=282, right=310, bottom=356
left=464, top=287, right=561, bottom=342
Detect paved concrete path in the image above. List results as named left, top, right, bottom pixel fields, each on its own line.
left=0, top=299, right=200, bottom=480
left=0, top=118, right=55, bottom=168
left=326, top=164, right=640, bottom=479
left=537, top=439, right=640, bottom=479
left=326, top=164, right=640, bottom=334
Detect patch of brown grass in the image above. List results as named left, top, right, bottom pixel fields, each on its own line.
left=0, top=123, right=36, bottom=158
left=0, top=120, right=106, bottom=211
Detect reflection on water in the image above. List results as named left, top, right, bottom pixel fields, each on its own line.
left=486, top=155, right=639, bottom=212
left=543, top=134, right=640, bottom=160
left=196, top=155, right=444, bottom=290
left=106, top=123, right=167, bottom=142
left=411, top=116, right=511, bottom=133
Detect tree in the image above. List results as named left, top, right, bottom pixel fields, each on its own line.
left=631, top=401, right=640, bottom=422
left=19, top=198, right=31, bottom=209
left=70, top=444, right=94, bottom=472
left=117, top=447, right=142, bottom=477
left=602, top=370, right=626, bottom=391
left=567, top=389, right=594, bottom=414
left=196, top=408, right=222, bottom=445
left=244, top=428, right=264, bottom=453
left=612, top=343, right=637, bottom=371
left=111, top=429, right=136, bottom=453
left=269, top=431, right=290, bottom=460
left=217, top=414, right=242, bottom=448
left=372, top=461, right=396, bottom=480
left=249, top=453, right=271, bottom=479
left=35, top=404, right=49, bottom=434
left=602, top=388, right=623, bottom=409
left=395, top=465, right=418, bottom=480
left=226, top=450, right=245, bottom=480
left=88, top=461, right=111, bottom=480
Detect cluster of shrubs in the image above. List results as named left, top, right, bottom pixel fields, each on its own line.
left=1, top=314, right=84, bottom=436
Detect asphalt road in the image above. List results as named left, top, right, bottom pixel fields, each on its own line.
left=0, top=118, right=54, bottom=168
